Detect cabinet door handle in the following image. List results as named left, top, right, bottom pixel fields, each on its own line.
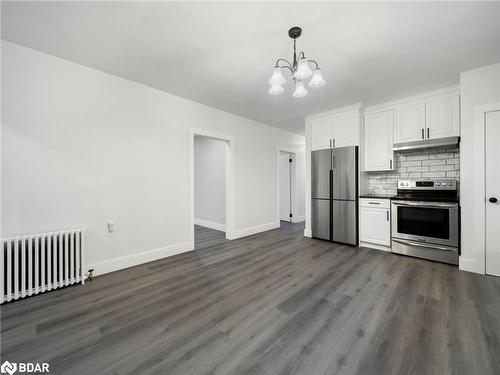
left=329, top=139, right=332, bottom=148
left=368, top=202, right=380, bottom=205
left=390, top=159, right=393, bottom=169
left=333, top=138, right=336, bottom=148
left=421, top=128, right=424, bottom=139
left=386, top=210, right=389, bottom=221
left=427, top=128, right=430, bottom=138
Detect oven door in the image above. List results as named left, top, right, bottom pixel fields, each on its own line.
left=391, top=200, right=459, bottom=247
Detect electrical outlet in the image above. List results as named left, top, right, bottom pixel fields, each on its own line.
left=106, top=221, right=116, bottom=237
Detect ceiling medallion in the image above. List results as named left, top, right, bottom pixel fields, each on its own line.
left=269, top=26, right=326, bottom=98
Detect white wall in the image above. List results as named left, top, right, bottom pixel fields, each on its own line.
left=1, top=41, right=305, bottom=275
left=459, top=63, right=500, bottom=274
left=194, top=136, right=225, bottom=230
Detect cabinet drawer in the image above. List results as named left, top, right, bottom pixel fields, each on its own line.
left=360, top=198, right=391, bottom=209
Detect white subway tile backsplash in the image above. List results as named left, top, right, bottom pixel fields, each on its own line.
left=407, top=154, right=430, bottom=161
left=411, top=166, right=429, bottom=172
left=422, top=159, right=446, bottom=166
left=366, top=145, right=460, bottom=195
left=401, top=160, right=421, bottom=167
left=429, top=152, right=455, bottom=159
left=422, top=171, right=446, bottom=178
left=429, top=165, right=455, bottom=172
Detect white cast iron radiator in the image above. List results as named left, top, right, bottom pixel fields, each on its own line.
left=1, top=229, right=85, bottom=304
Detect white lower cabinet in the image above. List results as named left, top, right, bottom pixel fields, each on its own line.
left=359, top=198, right=391, bottom=249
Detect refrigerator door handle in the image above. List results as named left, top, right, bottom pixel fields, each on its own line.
left=329, top=169, right=333, bottom=199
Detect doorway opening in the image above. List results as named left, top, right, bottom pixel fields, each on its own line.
left=189, top=129, right=235, bottom=249
left=278, top=149, right=296, bottom=227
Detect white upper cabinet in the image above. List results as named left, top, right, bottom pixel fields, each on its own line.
left=364, top=110, right=394, bottom=171
left=394, top=103, right=426, bottom=143
left=391, top=91, right=460, bottom=144
left=310, top=106, right=360, bottom=151
left=311, top=116, right=332, bottom=151
left=332, top=112, right=359, bottom=148
left=425, top=95, right=460, bottom=139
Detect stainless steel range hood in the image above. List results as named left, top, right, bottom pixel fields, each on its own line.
left=393, top=136, right=459, bottom=151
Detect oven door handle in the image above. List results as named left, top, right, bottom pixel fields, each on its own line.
left=392, top=238, right=456, bottom=252
left=392, top=201, right=458, bottom=209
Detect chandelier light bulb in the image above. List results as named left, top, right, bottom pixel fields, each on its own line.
left=269, top=67, right=286, bottom=86
left=309, top=69, right=326, bottom=88
left=269, top=84, right=284, bottom=95
left=293, top=80, right=308, bottom=98
left=295, top=58, right=313, bottom=80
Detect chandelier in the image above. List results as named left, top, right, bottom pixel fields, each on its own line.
left=269, top=26, right=326, bottom=98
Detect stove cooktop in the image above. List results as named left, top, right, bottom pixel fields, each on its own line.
left=391, top=194, right=459, bottom=203
left=392, top=179, right=459, bottom=203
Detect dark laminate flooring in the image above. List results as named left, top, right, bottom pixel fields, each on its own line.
left=1, top=222, right=500, bottom=375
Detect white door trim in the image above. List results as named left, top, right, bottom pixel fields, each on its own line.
left=463, top=103, right=500, bottom=274
left=276, top=147, right=300, bottom=224
left=188, top=128, right=235, bottom=242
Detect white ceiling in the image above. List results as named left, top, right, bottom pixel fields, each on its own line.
left=2, top=2, right=500, bottom=135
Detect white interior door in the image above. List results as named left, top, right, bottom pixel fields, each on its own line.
left=279, top=153, right=291, bottom=222
left=486, top=109, right=500, bottom=276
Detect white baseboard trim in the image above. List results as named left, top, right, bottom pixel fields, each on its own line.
left=459, top=256, right=485, bottom=275
left=86, top=241, right=194, bottom=277
left=227, top=221, right=280, bottom=240
left=194, top=218, right=226, bottom=232
left=359, top=241, right=391, bottom=252
left=304, top=228, right=312, bottom=237
left=292, top=215, right=305, bottom=223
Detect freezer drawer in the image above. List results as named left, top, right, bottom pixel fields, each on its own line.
left=332, top=200, right=357, bottom=245
left=312, top=199, right=331, bottom=240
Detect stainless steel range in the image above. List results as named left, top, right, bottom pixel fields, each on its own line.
left=391, top=180, right=459, bottom=265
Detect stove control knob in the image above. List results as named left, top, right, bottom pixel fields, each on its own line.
left=405, top=182, right=409, bottom=186
left=448, top=182, right=453, bottom=186
left=436, top=182, right=441, bottom=186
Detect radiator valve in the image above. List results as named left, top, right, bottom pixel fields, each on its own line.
left=87, top=269, right=95, bottom=281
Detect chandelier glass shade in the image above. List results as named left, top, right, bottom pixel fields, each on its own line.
left=293, top=81, right=308, bottom=98
left=269, top=27, right=325, bottom=97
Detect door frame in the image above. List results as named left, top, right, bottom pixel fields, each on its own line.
left=188, top=128, right=235, bottom=242
left=470, top=103, right=500, bottom=274
left=276, top=147, right=297, bottom=224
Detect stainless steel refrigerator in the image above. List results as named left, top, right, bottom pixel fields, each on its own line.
left=311, top=146, right=358, bottom=245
